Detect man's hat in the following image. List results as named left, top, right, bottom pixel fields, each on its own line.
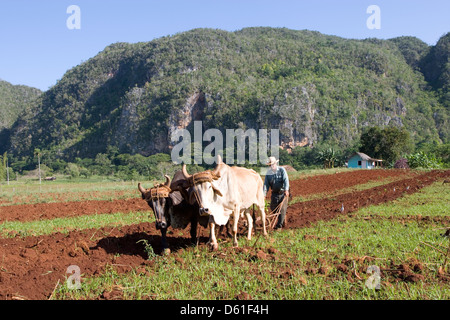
left=266, top=156, right=279, bottom=166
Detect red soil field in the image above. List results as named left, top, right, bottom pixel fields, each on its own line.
left=1, top=169, right=417, bottom=223
left=0, top=169, right=448, bottom=300
left=0, top=190, right=135, bottom=207
left=285, top=170, right=449, bottom=229
left=287, top=168, right=418, bottom=197
left=0, top=198, right=149, bottom=223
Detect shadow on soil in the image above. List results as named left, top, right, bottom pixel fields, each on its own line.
left=93, top=231, right=210, bottom=256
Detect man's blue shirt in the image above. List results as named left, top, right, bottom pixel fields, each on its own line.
left=263, top=166, right=289, bottom=196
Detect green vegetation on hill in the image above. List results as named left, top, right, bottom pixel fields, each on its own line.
left=0, top=80, right=41, bottom=131
left=1, top=28, right=448, bottom=169
left=0, top=80, right=42, bottom=150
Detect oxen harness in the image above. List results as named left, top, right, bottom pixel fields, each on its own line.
left=144, top=184, right=172, bottom=227
left=187, top=171, right=219, bottom=187
left=148, top=184, right=171, bottom=199
left=186, top=171, right=220, bottom=210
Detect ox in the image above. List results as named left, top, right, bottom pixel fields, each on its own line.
left=138, top=171, right=208, bottom=254
left=181, top=155, right=267, bottom=250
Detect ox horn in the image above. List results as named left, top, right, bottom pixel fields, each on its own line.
left=164, top=174, right=171, bottom=187
left=212, top=155, right=222, bottom=178
left=138, top=183, right=146, bottom=194
left=182, top=164, right=192, bottom=179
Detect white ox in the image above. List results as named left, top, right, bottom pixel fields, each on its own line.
left=181, top=155, right=267, bottom=250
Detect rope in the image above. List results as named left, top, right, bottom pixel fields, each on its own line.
left=191, top=173, right=205, bottom=209
left=150, top=190, right=163, bottom=225
left=145, top=184, right=171, bottom=226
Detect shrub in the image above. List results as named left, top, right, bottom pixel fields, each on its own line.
left=405, top=152, right=443, bottom=169
left=394, top=158, right=409, bottom=169
left=66, top=163, right=80, bottom=178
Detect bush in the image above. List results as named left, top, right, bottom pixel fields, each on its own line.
left=66, top=163, right=81, bottom=178
left=394, top=158, right=409, bottom=169
left=79, top=167, right=91, bottom=178
left=405, top=152, right=443, bottom=169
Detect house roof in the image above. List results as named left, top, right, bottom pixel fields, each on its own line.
left=349, top=152, right=383, bottom=162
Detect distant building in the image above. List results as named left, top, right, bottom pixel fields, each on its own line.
left=347, top=152, right=382, bottom=169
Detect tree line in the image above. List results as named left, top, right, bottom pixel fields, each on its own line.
left=1, top=126, right=448, bottom=183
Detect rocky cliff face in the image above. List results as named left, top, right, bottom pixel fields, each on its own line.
left=114, top=87, right=143, bottom=153
left=168, top=91, right=207, bottom=139
left=3, top=28, right=447, bottom=160
left=273, top=85, right=318, bottom=152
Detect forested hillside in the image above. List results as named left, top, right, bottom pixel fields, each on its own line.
left=0, top=80, right=41, bottom=138
left=2, top=28, right=448, bottom=165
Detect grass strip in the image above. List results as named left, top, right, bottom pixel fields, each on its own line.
left=0, top=211, right=153, bottom=238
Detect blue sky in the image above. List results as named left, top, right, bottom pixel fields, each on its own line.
left=0, top=0, right=449, bottom=91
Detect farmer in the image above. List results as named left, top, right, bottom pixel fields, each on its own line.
left=263, top=156, right=289, bottom=230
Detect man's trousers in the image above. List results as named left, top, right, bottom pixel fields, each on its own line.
left=270, top=192, right=288, bottom=229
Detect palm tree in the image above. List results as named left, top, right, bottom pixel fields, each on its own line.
left=4, top=152, right=9, bottom=185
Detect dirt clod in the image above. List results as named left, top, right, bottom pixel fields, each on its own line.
left=318, top=266, right=329, bottom=275
left=336, top=264, right=348, bottom=273
left=100, top=288, right=124, bottom=300
left=268, top=247, right=278, bottom=254
left=235, top=291, right=252, bottom=300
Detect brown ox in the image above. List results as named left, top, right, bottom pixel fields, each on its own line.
left=138, top=171, right=208, bottom=253
left=181, top=155, right=267, bottom=250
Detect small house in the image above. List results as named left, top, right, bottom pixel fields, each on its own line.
left=347, top=152, right=382, bottom=169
